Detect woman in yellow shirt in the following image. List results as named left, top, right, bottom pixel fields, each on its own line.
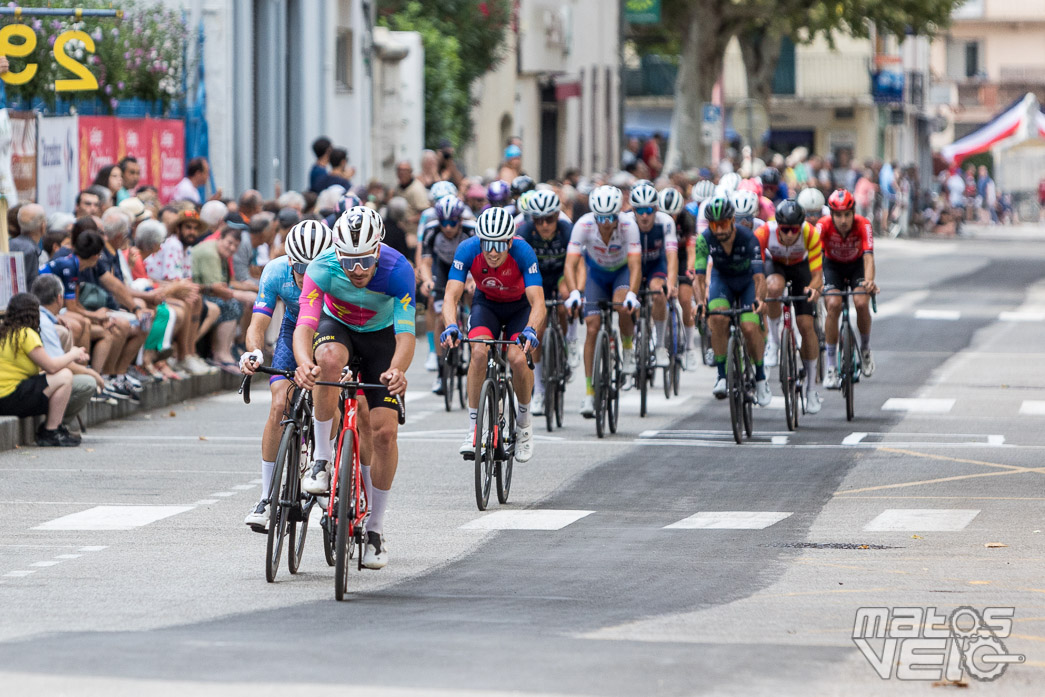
left=0, top=293, right=89, bottom=447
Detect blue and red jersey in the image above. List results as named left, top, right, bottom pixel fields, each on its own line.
left=448, top=236, right=542, bottom=303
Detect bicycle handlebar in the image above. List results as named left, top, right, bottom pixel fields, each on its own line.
left=822, top=289, right=878, bottom=312
left=765, top=295, right=813, bottom=304
left=706, top=305, right=755, bottom=317
left=461, top=338, right=536, bottom=371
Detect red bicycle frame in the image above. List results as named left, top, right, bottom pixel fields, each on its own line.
left=328, top=389, right=367, bottom=537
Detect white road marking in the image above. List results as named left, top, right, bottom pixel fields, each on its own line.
left=54, top=554, right=81, bottom=560
left=78, top=546, right=108, bottom=552
left=881, top=398, right=955, bottom=413
left=665, top=511, right=793, bottom=530
left=842, top=432, right=868, bottom=445
left=875, top=290, right=930, bottom=319
left=3, top=570, right=35, bottom=578
left=34, top=506, right=194, bottom=531
left=617, top=394, right=692, bottom=410
left=461, top=510, right=594, bottom=531
left=863, top=509, right=980, bottom=532
left=915, top=309, right=961, bottom=321
left=30, top=561, right=60, bottom=567
left=194, top=499, right=219, bottom=505
left=1019, top=401, right=1045, bottom=416
left=250, top=478, right=264, bottom=484
left=232, top=484, right=256, bottom=490
left=771, top=436, right=789, bottom=445
left=999, top=311, right=1045, bottom=322
left=210, top=492, right=236, bottom=497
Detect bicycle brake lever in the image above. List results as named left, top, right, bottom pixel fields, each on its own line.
left=240, top=374, right=251, bottom=404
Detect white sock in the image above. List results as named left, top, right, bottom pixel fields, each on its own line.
left=766, top=316, right=781, bottom=348
left=803, top=359, right=817, bottom=391
left=367, top=486, right=389, bottom=535
left=313, top=417, right=334, bottom=461
left=654, top=319, right=666, bottom=347
left=468, top=408, right=478, bottom=431
left=261, top=460, right=275, bottom=499
left=517, top=400, right=531, bottom=427
left=533, top=361, right=543, bottom=391
left=566, top=319, right=578, bottom=342
left=683, top=325, right=693, bottom=350
left=361, top=464, right=373, bottom=505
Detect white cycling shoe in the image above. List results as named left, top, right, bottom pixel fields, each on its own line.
left=532, top=391, right=546, bottom=416
left=806, top=390, right=823, bottom=414
left=654, top=347, right=669, bottom=367
left=755, top=379, right=772, bottom=407
left=424, top=352, right=439, bottom=372
left=580, top=394, right=595, bottom=418
left=244, top=500, right=268, bottom=531
left=622, top=349, right=636, bottom=374
left=764, top=346, right=779, bottom=368
left=712, top=377, right=728, bottom=399
left=362, top=531, right=388, bottom=569
left=515, top=424, right=534, bottom=462
left=824, top=367, right=841, bottom=390
left=302, top=460, right=331, bottom=495
left=861, top=349, right=875, bottom=377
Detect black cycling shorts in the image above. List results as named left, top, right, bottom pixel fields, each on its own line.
left=312, top=316, right=400, bottom=412
left=823, top=258, right=865, bottom=293
left=764, top=259, right=813, bottom=316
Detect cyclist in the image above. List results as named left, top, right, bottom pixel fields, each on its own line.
left=732, top=190, right=765, bottom=232
left=629, top=181, right=678, bottom=368
left=485, top=180, right=514, bottom=216
left=685, top=179, right=716, bottom=237
left=755, top=199, right=825, bottom=414
left=417, top=180, right=460, bottom=373
left=293, top=207, right=416, bottom=570
left=511, top=175, right=536, bottom=211
left=659, top=186, right=698, bottom=367
left=797, top=187, right=826, bottom=228
left=324, top=192, right=362, bottom=228
left=420, top=196, right=476, bottom=395
left=693, top=194, right=771, bottom=406
left=564, top=185, right=642, bottom=417
left=440, top=207, right=545, bottom=463
left=240, top=219, right=333, bottom=530
left=517, top=189, right=575, bottom=414
left=818, top=189, right=878, bottom=388
left=761, top=167, right=789, bottom=203
left=739, top=177, right=775, bottom=222
left=513, top=190, right=536, bottom=229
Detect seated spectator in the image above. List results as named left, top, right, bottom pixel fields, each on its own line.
left=237, top=189, right=263, bottom=221
left=11, top=202, right=45, bottom=290
left=41, top=229, right=72, bottom=266
left=0, top=293, right=85, bottom=447
left=191, top=227, right=245, bottom=372
left=276, top=190, right=306, bottom=214
left=74, top=189, right=101, bottom=218
left=200, top=199, right=228, bottom=231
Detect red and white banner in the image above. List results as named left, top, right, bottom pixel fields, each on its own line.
left=116, top=118, right=152, bottom=188
left=78, top=115, right=118, bottom=190
left=78, top=116, right=184, bottom=199
left=10, top=111, right=37, bottom=203
left=150, top=119, right=184, bottom=204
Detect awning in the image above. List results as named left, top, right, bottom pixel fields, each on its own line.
left=941, top=92, right=1040, bottom=164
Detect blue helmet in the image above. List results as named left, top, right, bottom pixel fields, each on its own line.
left=487, top=180, right=511, bottom=205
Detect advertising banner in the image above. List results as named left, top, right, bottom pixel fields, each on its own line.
left=10, top=111, right=37, bottom=203
left=37, top=115, right=80, bottom=215
left=150, top=119, right=185, bottom=204
left=116, top=118, right=152, bottom=189
left=78, top=115, right=118, bottom=190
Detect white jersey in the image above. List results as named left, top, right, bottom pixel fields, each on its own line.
left=418, top=204, right=475, bottom=242
left=696, top=200, right=709, bottom=234
left=567, top=212, right=641, bottom=272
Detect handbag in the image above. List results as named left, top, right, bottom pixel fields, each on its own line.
left=77, top=281, right=109, bottom=311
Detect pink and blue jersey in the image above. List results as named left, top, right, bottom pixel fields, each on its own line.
left=297, top=245, right=416, bottom=335
left=252, top=256, right=301, bottom=321
left=448, top=236, right=542, bottom=303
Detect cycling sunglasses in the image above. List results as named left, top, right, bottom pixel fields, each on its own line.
left=595, top=214, right=618, bottom=225
left=291, top=262, right=309, bottom=275
left=708, top=219, right=732, bottom=233
left=535, top=214, right=558, bottom=225
left=439, top=218, right=460, bottom=227
left=778, top=225, right=802, bottom=235
left=634, top=206, right=655, bottom=216
left=338, top=253, right=379, bottom=272
left=481, top=240, right=510, bottom=253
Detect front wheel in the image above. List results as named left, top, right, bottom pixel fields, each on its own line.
left=496, top=383, right=515, bottom=504
left=780, top=338, right=796, bottom=432
left=333, top=431, right=356, bottom=601
left=727, top=334, right=744, bottom=444
left=608, top=339, right=621, bottom=434
left=842, top=323, right=856, bottom=421
left=474, top=380, right=496, bottom=509
left=442, top=348, right=456, bottom=412
left=637, top=322, right=649, bottom=418
left=265, top=422, right=296, bottom=583
left=592, top=331, right=609, bottom=438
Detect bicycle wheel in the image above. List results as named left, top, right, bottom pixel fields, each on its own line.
left=636, top=320, right=649, bottom=417
left=790, top=338, right=802, bottom=430
left=442, top=348, right=455, bottom=412
left=743, top=356, right=754, bottom=438
left=815, top=300, right=827, bottom=384
left=608, top=339, right=621, bottom=434
left=287, top=419, right=313, bottom=574
left=726, top=334, right=744, bottom=444
left=841, top=323, right=856, bottom=421
left=663, top=308, right=678, bottom=399
left=474, top=380, right=496, bottom=509
left=496, top=384, right=515, bottom=504
left=265, top=421, right=295, bottom=583
left=781, top=337, right=796, bottom=432
left=700, top=317, right=714, bottom=366
left=457, top=341, right=469, bottom=409
left=334, top=430, right=356, bottom=602
left=592, top=330, right=608, bottom=438
left=543, top=334, right=559, bottom=433
left=289, top=497, right=311, bottom=575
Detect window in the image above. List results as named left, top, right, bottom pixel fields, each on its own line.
left=964, top=41, right=980, bottom=79
left=336, top=30, right=353, bottom=91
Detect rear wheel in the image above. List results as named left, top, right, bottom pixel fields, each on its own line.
left=593, top=331, right=608, bottom=438
left=496, top=384, right=515, bottom=504
left=457, top=342, right=469, bottom=409
left=663, top=308, right=678, bottom=399
left=543, top=333, right=559, bottom=432
left=842, top=322, right=856, bottom=421
left=333, top=431, right=356, bottom=601
left=726, top=335, right=744, bottom=444
left=474, top=380, right=496, bottom=509
left=608, top=339, right=621, bottom=434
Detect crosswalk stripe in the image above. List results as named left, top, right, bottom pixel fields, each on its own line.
left=999, top=311, right=1045, bottom=322
left=461, top=510, right=594, bottom=531
left=915, top=309, right=961, bottom=320
left=881, top=398, right=955, bottom=413
left=1019, top=401, right=1045, bottom=416
left=863, top=509, right=979, bottom=532
left=34, top=506, right=195, bottom=531
left=664, top=511, right=793, bottom=530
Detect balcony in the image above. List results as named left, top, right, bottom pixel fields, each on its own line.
left=623, top=55, right=677, bottom=98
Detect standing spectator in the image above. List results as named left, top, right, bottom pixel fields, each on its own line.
left=394, top=160, right=429, bottom=231
left=74, top=189, right=101, bottom=218
left=191, top=227, right=244, bottom=371
left=621, top=137, right=640, bottom=169
left=641, top=132, right=664, bottom=179
left=380, top=196, right=413, bottom=259
left=0, top=293, right=84, bottom=446
left=116, top=156, right=141, bottom=202
left=171, top=157, right=215, bottom=204
left=419, top=149, right=441, bottom=187
left=313, top=147, right=354, bottom=192
left=11, top=202, right=45, bottom=290
left=308, top=136, right=332, bottom=193
left=437, top=139, right=463, bottom=186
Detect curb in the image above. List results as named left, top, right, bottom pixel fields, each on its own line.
left=0, top=371, right=245, bottom=453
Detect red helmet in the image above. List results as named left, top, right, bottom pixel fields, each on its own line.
left=828, top=189, right=855, bottom=211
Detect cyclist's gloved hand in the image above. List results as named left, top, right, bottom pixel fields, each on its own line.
left=519, top=326, right=540, bottom=351
left=440, top=323, right=461, bottom=345
left=565, top=289, right=582, bottom=311
left=623, top=291, right=640, bottom=312
left=239, top=349, right=263, bottom=374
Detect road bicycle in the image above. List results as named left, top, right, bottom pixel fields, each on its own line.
left=707, top=303, right=756, bottom=444
left=461, top=338, right=533, bottom=511
left=540, top=299, right=570, bottom=432
left=823, top=289, right=877, bottom=422
left=695, top=304, right=714, bottom=366
left=240, top=366, right=316, bottom=583
left=633, top=288, right=658, bottom=417
left=440, top=304, right=470, bottom=412
left=766, top=285, right=808, bottom=431
left=663, top=296, right=684, bottom=398
left=591, top=299, right=624, bottom=439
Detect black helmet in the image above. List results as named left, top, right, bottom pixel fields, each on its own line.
left=775, top=199, right=804, bottom=226
left=704, top=194, right=735, bottom=223
left=510, top=175, right=535, bottom=197
left=760, top=167, right=781, bottom=187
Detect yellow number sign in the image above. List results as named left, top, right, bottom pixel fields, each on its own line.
left=0, top=26, right=100, bottom=92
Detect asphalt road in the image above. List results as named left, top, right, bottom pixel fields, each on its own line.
left=2, top=225, right=1045, bottom=695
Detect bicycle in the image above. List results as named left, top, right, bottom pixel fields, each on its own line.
left=823, top=289, right=877, bottom=422
left=239, top=367, right=317, bottom=583
left=540, top=299, right=570, bottom=432
left=633, top=287, right=658, bottom=417
left=663, top=295, right=684, bottom=398
left=695, top=304, right=715, bottom=366
left=461, top=338, right=533, bottom=511
left=441, top=305, right=470, bottom=412
left=707, top=303, right=756, bottom=444
left=766, top=285, right=808, bottom=431
left=591, top=299, right=625, bottom=439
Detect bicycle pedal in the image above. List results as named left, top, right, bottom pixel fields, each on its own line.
left=248, top=523, right=267, bottom=534
left=462, top=450, right=476, bottom=461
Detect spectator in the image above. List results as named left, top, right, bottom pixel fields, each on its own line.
left=276, top=190, right=306, bottom=213
left=191, top=227, right=244, bottom=371
left=499, top=144, right=523, bottom=182
left=200, top=199, right=228, bottom=231
left=172, top=157, right=211, bottom=204
left=32, top=274, right=104, bottom=435
left=381, top=196, right=413, bottom=258
left=130, top=219, right=192, bottom=380
left=437, top=139, right=463, bottom=186
left=394, top=160, right=429, bottom=231
left=41, top=229, right=71, bottom=266
left=419, top=149, right=441, bottom=188
left=93, top=164, right=123, bottom=206
left=237, top=189, right=263, bottom=221
left=11, top=202, right=45, bottom=290
left=309, top=136, right=333, bottom=193
left=74, top=189, right=101, bottom=218
left=268, top=207, right=300, bottom=259
left=6, top=202, right=22, bottom=238
left=117, top=197, right=151, bottom=230
left=621, top=137, right=640, bottom=169
left=1039, top=176, right=1045, bottom=223
left=0, top=293, right=84, bottom=447
left=464, top=183, right=487, bottom=216
left=247, top=211, right=276, bottom=267
left=313, top=147, right=354, bottom=192
left=315, top=185, right=347, bottom=217
left=117, top=156, right=141, bottom=202
left=87, top=184, right=113, bottom=213
left=641, top=133, right=663, bottom=179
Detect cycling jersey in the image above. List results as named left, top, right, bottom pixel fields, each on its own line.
left=817, top=214, right=873, bottom=264
left=448, top=235, right=542, bottom=303
left=754, top=221, right=823, bottom=271
left=297, top=244, right=416, bottom=335
left=692, top=225, right=764, bottom=278
left=422, top=219, right=476, bottom=291
left=567, top=212, right=641, bottom=272
left=633, top=210, right=679, bottom=265
left=418, top=205, right=475, bottom=244
left=517, top=218, right=572, bottom=289
left=252, top=256, right=301, bottom=320
left=514, top=210, right=571, bottom=229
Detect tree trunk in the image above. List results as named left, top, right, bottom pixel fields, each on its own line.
left=664, top=4, right=732, bottom=172
left=739, top=26, right=783, bottom=111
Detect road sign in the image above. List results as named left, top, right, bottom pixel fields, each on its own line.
left=625, top=0, right=661, bottom=25
left=702, top=103, right=722, bottom=145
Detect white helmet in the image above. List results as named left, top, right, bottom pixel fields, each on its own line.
left=589, top=185, right=623, bottom=216
left=797, top=187, right=826, bottom=215
left=332, top=206, right=384, bottom=255
left=430, top=180, right=457, bottom=202
left=717, top=172, right=742, bottom=193
left=629, top=182, right=658, bottom=208
left=529, top=190, right=561, bottom=217
left=285, top=219, right=333, bottom=265
left=731, top=190, right=760, bottom=219
left=476, top=206, right=516, bottom=241
left=691, top=180, right=716, bottom=202
left=658, top=188, right=684, bottom=216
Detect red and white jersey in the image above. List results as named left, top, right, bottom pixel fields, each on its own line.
left=817, top=214, right=873, bottom=264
